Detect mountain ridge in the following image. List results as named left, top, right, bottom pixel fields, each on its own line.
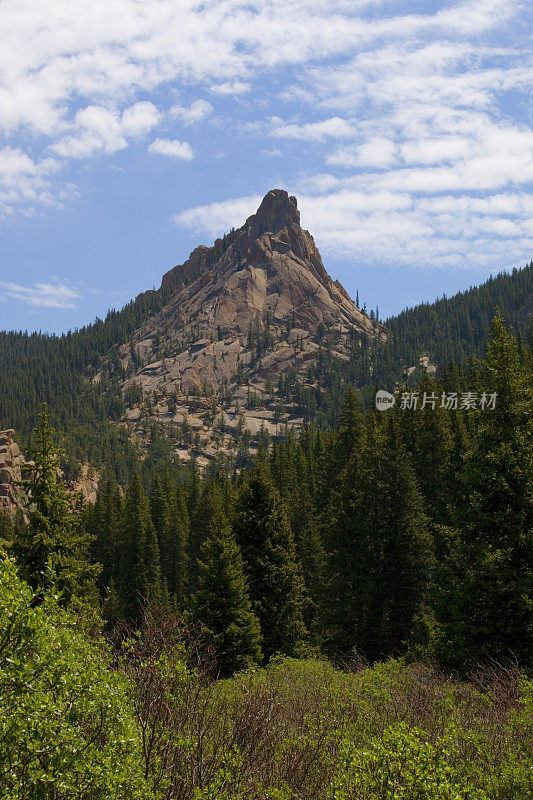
left=0, top=191, right=530, bottom=481
left=114, top=189, right=382, bottom=403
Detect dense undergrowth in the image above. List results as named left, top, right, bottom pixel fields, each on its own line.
left=1, top=556, right=531, bottom=800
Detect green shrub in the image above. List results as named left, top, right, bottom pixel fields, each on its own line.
left=0, top=554, right=150, bottom=800
left=329, top=722, right=480, bottom=799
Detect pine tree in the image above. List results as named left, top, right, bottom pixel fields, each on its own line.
left=290, top=481, right=324, bottom=633
left=90, top=481, right=123, bottom=591
left=150, top=474, right=169, bottom=544
left=0, top=510, right=14, bottom=545
left=320, top=416, right=433, bottom=660
left=397, top=373, right=454, bottom=524
left=436, top=313, right=533, bottom=668
left=156, top=477, right=189, bottom=608
left=121, top=473, right=163, bottom=622
left=190, top=511, right=262, bottom=676
left=233, top=463, right=307, bottom=660
left=13, top=405, right=100, bottom=604
left=328, top=386, right=365, bottom=489
left=188, top=479, right=225, bottom=591
left=269, top=440, right=324, bottom=631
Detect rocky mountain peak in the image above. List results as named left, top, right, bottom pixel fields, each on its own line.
left=109, top=191, right=385, bottom=464
left=246, top=189, right=300, bottom=236
left=161, top=188, right=318, bottom=291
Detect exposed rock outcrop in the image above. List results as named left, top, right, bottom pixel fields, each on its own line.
left=0, top=430, right=24, bottom=516
left=120, top=190, right=383, bottom=399
left=103, top=189, right=386, bottom=464
left=159, top=190, right=373, bottom=338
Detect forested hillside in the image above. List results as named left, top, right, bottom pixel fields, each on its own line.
left=382, top=262, right=533, bottom=375
left=0, top=284, right=177, bottom=480
left=0, top=260, right=531, bottom=474
left=1, top=311, right=531, bottom=799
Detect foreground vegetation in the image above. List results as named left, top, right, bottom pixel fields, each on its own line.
left=0, top=311, right=531, bottom=797
left=1, top=558, right=532, bottom=800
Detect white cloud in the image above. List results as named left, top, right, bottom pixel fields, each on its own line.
left=0, top=0, right=530, bottom=272
left=261, top=147, right=283, bottom=157
left=0, top=280, right=81, bottom=308
left=174, top=194, right=263, bottom=236
left=148, top=138, right=195, bottom=160
left=356, top=138, right=397, bottom=168
left=272, top=116, right=355, bottom=142
left=52, top=102, right=159, bottom=159
left=294, top=173, right=341, bottom=193
left=169, top=99, right=213, bottom=126
left=0, top=146, right=40, bottom=177
left=209, top=81, right=251, bottom=96
left=121, top=102, right=160, bottom=137
left=175, top=181, right=533, bottom=271
left=0, top=146, right=61, bottom=217
left=328, top=138, right=397, bottom=168
left=400, top=137, right=474, bottom=165
left=0, top=0, right=523, bottom=145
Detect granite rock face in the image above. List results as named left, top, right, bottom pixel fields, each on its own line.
left=96, top=190, right=387, bottom=467
left=120, top=190, right=384, bottom=399
left=159, top=190, right=372, bottom=337
left=0, top=432, right=99, bottom=512
left=0, top=429, right=24, bottom=516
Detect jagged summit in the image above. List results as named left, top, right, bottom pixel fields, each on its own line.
left=158, top=189, right=368, bottom=336
left=246, top=189, right=300, bottom=235
left=109, top=190, right=384, bottom=457
left=161, top=189, right=317, bottom=291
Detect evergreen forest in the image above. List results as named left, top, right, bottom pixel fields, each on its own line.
left=1, top=307, right=531, bottom=800
left=0, top=263, right=531, bottom=480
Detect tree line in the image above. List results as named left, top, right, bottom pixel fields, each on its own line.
left=3, top=311, right=531, bottom=677
left=0, top=262, right=530, bottom=473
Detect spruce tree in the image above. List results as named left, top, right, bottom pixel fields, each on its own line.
left=188, top=479, right=225, bottom=591
left=436, top=313, right=533, bottom=668
left=395, top=373, right=454, bottom=525
left=0, top=510, right=14, bottom=545
left=233, top=463, right=307, bottom=660
left=155, top=476, right=189, bottom=609
left=269, top=440, right=324, bottom=631
left=13, top=405, right=100, bottom=604
left=90, top=481, right=123, bottom=591
left=121, top=473, right=163, bottom=622
left=320, top=416, right=433, bottom=660
left=331, top=386, right=364, bottom=476
left=149, top=474, right=169, bottom=544
left=190, top=511, right=262, bottom=676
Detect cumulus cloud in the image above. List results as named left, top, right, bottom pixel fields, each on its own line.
left=0, top=280, right=81, bottom=308
left=148, top=138, right=195, bottom=160
left=272, top=117, right=355, bottom=142
left=174, top=194, right=263, bottom=236
left=0, top=0, right=530, bottom=272
left=169, top=100, right=213, bottom=126
left=0, top=146, right=60, bottom=217
left=52, top=102, right=159, bottom=158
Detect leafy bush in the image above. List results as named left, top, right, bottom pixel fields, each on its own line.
left=1, top=581, right=531, bottom=800
left=329, top=723, right=479, bottom=799
left=0, top=554, right=150, bottom=800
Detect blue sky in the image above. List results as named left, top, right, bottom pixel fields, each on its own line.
left=0, top=0, right=531, bottom=333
